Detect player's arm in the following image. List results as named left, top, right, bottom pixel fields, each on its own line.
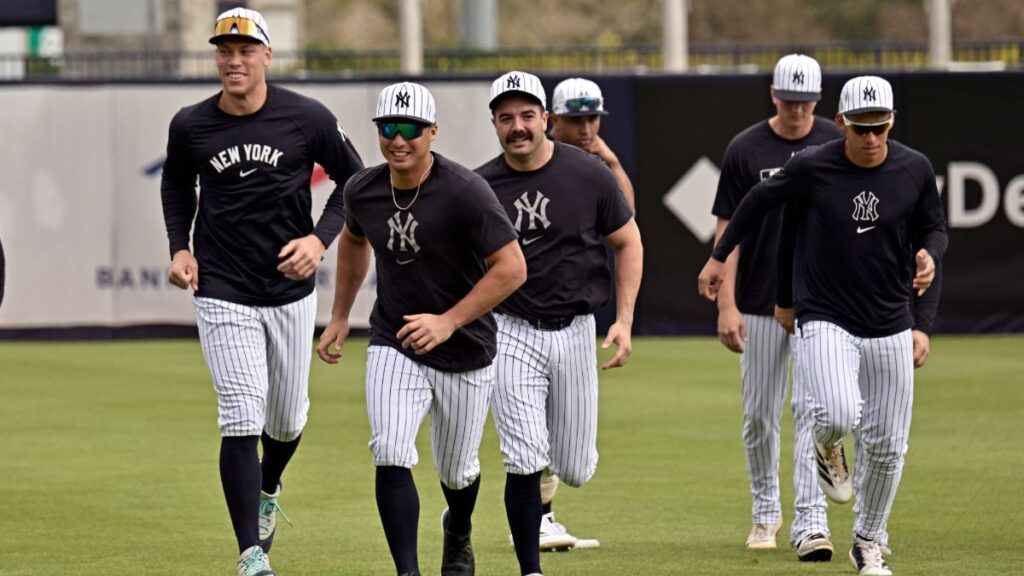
left=398, top=240, right=526, bottom=354
left=698, top=158, right=805, bottom=301
left=773, top=201, right=801, bottom=335
left=601, top=217, right=643, bottom=369
left=160, top=112, right=200, bottom=291
left=713, top=217, right=746, bottom=351
left=590, top=136, right=635, bottom=212
left=910, top=162, right=949, bottom=296
left=316, top=225, right=371, bottom=364
left=910, top=259, right=942, bottom=368
left=280, top=105, right=366, bottom=281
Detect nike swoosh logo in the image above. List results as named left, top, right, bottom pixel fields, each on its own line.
left=856, top=226, right=876, bottom=234
left=522, top=236, right=543, bottom=245
left=397, top=258, right=415, bottom=265
left=239, top=168, right=258, bottom=177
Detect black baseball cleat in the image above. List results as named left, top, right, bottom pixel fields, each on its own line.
left=795, top=532, right=834, bottom=562
left=440, top=508, right=475, bottom=576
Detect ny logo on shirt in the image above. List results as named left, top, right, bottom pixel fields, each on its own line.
left=852, top=191, right=880, bottom=222
left=513, top=191, right=551, bottom=231
left=387, top=211, right=421, bottom=253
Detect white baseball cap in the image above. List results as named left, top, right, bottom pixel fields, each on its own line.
left=210, top=8, right=270, bottom=46
left=373, top=82, right=436, bottom=124
left=839, top=76, right=895, bottom=118
left=772, top=54, right=822, bottom=102
left=489, top=71, right=546, bottom=111
left=552, top=77, right=608, bottom=116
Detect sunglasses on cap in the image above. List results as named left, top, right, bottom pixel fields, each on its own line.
left=564, top=96, right=603, bottom=113
left=843, top=115, right=892, bottom=136
left=376, top=122, right=427, bottom=141
left=213, top=17, right=268, bottom=42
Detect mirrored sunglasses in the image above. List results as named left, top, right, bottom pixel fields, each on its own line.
left=843, top=115, right=892, bottom=136
left=564, top=96, right=603, bottom=113
left=377, top=122, right=427, bottom=141
left=213, top=17, right=268, bottom=41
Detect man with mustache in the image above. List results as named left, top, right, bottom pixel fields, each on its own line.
left=476, top=70, right=643, bottom=576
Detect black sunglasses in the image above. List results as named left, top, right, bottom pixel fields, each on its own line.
left=376, top=122, right=427, bottom=141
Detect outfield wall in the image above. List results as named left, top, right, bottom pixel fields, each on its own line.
left=0, top=73, right=1021, bottom=336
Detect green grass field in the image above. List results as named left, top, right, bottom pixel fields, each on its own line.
left=2, top=336, right=1022, bottom=575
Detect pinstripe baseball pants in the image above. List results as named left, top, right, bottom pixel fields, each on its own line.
left=799, top=321, right=913, bottom=540
left=365, top=345, right=493, bottom=490
left=741, top=314, right=828, bottom=540
left=194, top=292, right=316, bottom=440
left=491, top=313, right=599, bottom=487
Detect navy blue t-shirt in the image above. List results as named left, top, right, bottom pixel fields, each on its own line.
left=713, top=139, right=948, bottom=338
left=344, top=152, right=518, bottom=372
left=161, top=84, right=364, bottom=306
left=476, top=141, right=633, bottom=319
left=711, top=116, right=841, bottom=316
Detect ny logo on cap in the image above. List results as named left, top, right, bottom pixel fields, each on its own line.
left=395, top=90, right=411, bottom=108
left=863, top=86, right=877, bottom=101
left=507, top=75, right=521, bottom=89
left=792, top=70, right=805, bottom=85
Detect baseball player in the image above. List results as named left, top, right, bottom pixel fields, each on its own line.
left=549, top=77, right=635, bottom=212
left=711, top=54, right=843, bottom=559
left=699, top=76, right=948, bottom=576
left=160, top=9, right=364, bottom=576
left=515, top=76, right=637, bottom=553
left=476, top=71, right=643, bottom=576
left=316, top=82, right=526, bottom=576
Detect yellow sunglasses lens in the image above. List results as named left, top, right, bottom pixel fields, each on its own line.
left=214, top=17, right=261, bottom=38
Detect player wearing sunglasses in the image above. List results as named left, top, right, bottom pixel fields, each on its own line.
left=160, top=8, right=365, bottom=576
left=318, top=81, right=526, bottom=576
left=549, top=78, right=635, bottom=212
left=700, top=75, right=947, bottom=576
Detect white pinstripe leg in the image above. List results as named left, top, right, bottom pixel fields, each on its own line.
left=852, top=330, right=913, bottom=541
left=801, top=322, right=863, bottom=447
left=492, top=313, right=552, bottom=475
left=194, top=296, right=269, bottom=437
left=790, top=328, right=830, bottom=542
left=429, top=363, right=494, bottom=489
left=366, top=346, right=433, bottom=470
left=548, top=315, right=598, bottom=488
left=261, top=292, right=316, bottom=441
left=741, top=314, right=789, bottom=525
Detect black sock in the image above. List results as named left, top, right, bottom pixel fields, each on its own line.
left=260, top=431, right=301, bottom=494
left=376, top=466, right=420, bottom=574
left=220, top=435, right=261, bottom=554
left=506, top=471, right=543, bottom=575
left=542, top=500, right=552, bottom=515
left=440, top=475, right=480, bottom=536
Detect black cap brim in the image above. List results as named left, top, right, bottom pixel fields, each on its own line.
left=774, top=90, right=821, bottom=102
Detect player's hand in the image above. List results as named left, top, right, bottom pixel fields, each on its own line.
left=697, top=258, right=725, bottom=301
left=912, top=249, right=935, bottom=296
left=587, top=136, right=618, bottom=166
left=600, top=320, right=633, bottom=370
left=774, top=306, right=796, bottom=335
left=316, top=317, right=351, bottom=364
left=278, top=234, right=326, bottom=281
left=912, top=329, right=930, bottom=368
left=168, top=250, right=199, bottom=291
left=398, top=313, right=457, bottom=355
left=717, top=306, right=747, bottom=353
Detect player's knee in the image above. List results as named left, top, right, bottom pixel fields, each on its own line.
left=555, top=461, right=597, bottom=488
left=812, top=405, right=858, bottom=445
left=439, top=468, right=479, bottom=490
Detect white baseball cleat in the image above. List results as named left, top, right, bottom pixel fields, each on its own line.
left=813, top=439, right=853, bottom=503
left=745, top=519, right=783, bottom=550
left=849, top=535, right=893, bottom=575
left=539, top=512, right=578, bottom=552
